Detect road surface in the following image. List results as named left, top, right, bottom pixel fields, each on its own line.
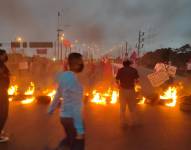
left=0, top=67, right=191, bottom=150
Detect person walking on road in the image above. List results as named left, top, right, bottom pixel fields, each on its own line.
left=0, top=49, right=10, bottom=143
left=116, top=59, right=140, bottom=127
left=48, top=53, right=85, bottom=150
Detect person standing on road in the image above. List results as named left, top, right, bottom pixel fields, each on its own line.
left=48, top=53, right=85, bottom=150
left=116, top=59, right=140, bottom=127
left=0, top=49, right=10, bottom=143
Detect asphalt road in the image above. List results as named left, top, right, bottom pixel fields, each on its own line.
left=1, top=66, right=191, bottom=150
left=1, top=101, right=191, bottom=150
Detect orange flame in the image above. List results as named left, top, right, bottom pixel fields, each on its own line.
left=8, top=85, right=18, bottom=101
left=21, top=97, right=35, bottom=105
left=138, top=97, right=146, bottom=105
left=47, top=90, right=56, bottom=101
left=21, top=82, right=35, bottom=105
left=160, top=86, right=177, bottom=107
left=91, top=91, right=107, bottom=105
left=8, top=85, right=18, bottom=95
left=24, top=82, right=35, bottom=95
left=135, top=84, right=141, bottom=93
left=111, top=91, right=119, bottom=104
left=91, top=89, right=119, bottom=105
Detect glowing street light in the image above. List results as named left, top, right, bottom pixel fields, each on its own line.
left=15, top=36, right=25, bottom=55
left=52, top=57, right=56, bottom=62
left=60, top=33, right=65, bottom=61
left=16, top=36, right=23, bottom=42
left=60, top=36, right=64, bottom=41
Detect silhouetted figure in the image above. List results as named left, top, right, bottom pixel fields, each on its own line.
left=0, top=49, right=10, bottom=143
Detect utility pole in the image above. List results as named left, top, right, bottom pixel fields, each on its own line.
left=123, top=41, right=128, bottom=60
left=125, top=41, right=128, bottom=55
left=57, top=11, right=63, bottom=60
left=121, top=45, right=123, bottom=58
left=136, top=30, right=145, bottom=57
left=61, top=39, right=63, bottom=60
left=56, top=10, right=71, bottom=61
left=57, top=28, right=63, bottom=60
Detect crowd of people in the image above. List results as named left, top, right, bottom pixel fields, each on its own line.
left=0, top=49, right=141, bottom=150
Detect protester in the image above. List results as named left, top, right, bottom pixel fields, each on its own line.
left=87, top=59, right=96, bottom=93
left=166, top=61, right=175, bottom=85
left=154, top=61, right=174, bottom=87
left=0, top=49, right=10, bottom=143
left=116, top=59, right=140, bottom=127
left=48, top=53, right=85, bottom=150
left=103, top=58, right=113, bottom=87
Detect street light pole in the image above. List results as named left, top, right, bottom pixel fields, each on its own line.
left=16, top=36, right=24, bottom=55
left=137, top=30, right=145, bottom=57
left=125, top=41, right=128, bottom=55
left=60, top=36, right=64, bottom=61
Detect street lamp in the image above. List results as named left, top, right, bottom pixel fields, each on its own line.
left=16, top=36, right=25, bottom=55
left=61, top=33, right=65, bottom=38
left=60, top=36, right=64, bottom=41
left=16, top=37, right=22, bottom=43
left=60, top=35, right=64, bottom=61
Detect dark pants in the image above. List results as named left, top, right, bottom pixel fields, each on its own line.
left=58, top=117, right=85, bottom=150
left=0, top=89, right=9, bottom=134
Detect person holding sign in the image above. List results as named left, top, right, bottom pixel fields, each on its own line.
left=154, top=61, right=176, bottom=87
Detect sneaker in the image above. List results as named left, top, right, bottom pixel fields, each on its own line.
left=0, top=136, right=9, bottom=143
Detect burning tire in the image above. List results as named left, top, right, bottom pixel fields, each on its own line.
left=180, top=103, right=191, bottom=112
left=180, top=96, right=191, bottom=112
left=36, top=96, right=51, bottom=104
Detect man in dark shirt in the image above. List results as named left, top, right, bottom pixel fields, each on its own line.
left=116, top=59, right=139, bottom=127
left=0, top=49, right=10, bottom=143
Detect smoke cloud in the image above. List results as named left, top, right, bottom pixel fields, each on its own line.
left=0, top=0, right=191, bottom=50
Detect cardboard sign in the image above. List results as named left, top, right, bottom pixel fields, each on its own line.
left=154, top=63, right=166, bottom=72
left=167, top=65, right=177, bottom=77
left=155, top=63, right=177, bottom=77
left=19, top=61, right=28, bottom=70
left=147, top=71, right=169, bottom=87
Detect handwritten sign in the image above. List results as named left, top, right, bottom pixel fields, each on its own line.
left=167, top=65, right=177, bottom=77
left=147, top=71, right=169, bottom=87
left=155, top=63, right=177, bottom=77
